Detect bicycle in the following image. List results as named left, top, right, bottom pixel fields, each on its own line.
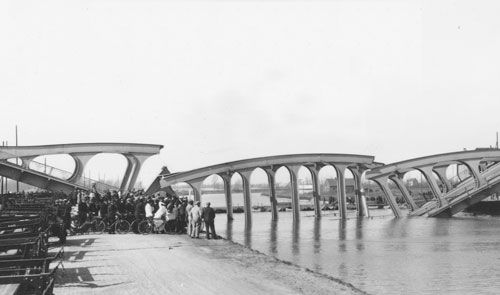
left=95, top=214, right=131, bottom=234
left=137, top=217, right=165, bottom=234
left=70, top=215, right=104, bottom=235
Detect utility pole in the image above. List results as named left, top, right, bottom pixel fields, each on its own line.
left=15, top=125, right=19, bottom=193
left=1, top=141, right=3, bottom=197
left=496, top=131, right=499, bottom=149
left=4, top=141, right=7, bottom=193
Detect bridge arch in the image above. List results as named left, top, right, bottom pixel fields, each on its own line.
left=200, top=174, right=225, bottom=210
left=29, top=154, right=76, bottom=181
left=249, top=167, right=271, bottom=212
left=82, top=153, right=127, bottom=190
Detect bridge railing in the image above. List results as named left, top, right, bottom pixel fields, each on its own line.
left=413, top=161, right=500, bottom=216
left=0, top=151, right=118, bottom=192
left=26, top=160, right=118, bottom=192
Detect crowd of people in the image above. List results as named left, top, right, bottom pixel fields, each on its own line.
left=73, top=189, right=218, bottom=239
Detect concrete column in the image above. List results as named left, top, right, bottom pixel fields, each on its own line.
left=335, top=164, right=348, bottom=220
left=20, top=156, right=37, bottom=169
left=220, top=172, right=234, bottom=221
left=419, top=166, right=445, bottom=207
left=433, top=166, right=453, bottom=192
left=239, top=171, right=253, bottom=225
left=263, top=168, right=278, bottom=221
left=462, top=160, right=486, bottom=188
left=351, top=167, right=369, bottom=217
left=126, top=154, right=151, bottom=191
left=287, top=165, right=301, bottom=223
left=306, top=165, right=322, bottom=219
left=187, top=180, right=203, bottom=203
left=390, top=174, right=418, bottom=211
left=372, top=175, right=403, bottom=218
left=120, top=155, right=134, bottom=192
left=68, top=153, right=96, bottom=185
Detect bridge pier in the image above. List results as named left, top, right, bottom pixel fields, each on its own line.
left=69, top=153, right=96, bottom=185
left=187, top=180, right=203, bottom=203
left=126, top=154, right=150, bottom=191
left=120, top=155, right=135, bottom=192
left=220, top=173, right=234, bottom=221
left=419, top=166, right=446, bottom=207
left=288, top=166, right=301, bottom=223
left=351, top=167, right=369, bottom=217
left=335, top=164, right=348, bottom=220
left=433, top=166, right=453, bottom=193
left=263, top=168, right=278, bottom=221
left=462, top=160, right=486, bottom=188
left=306, top=165, right=322, bottom=219
left=239, top=171, right=253, bottom=226
left=372, top=175, right=403, bottom=218
left=20, top=156, right=36, bottom=169
left=390, top=174, right=418, bottom=211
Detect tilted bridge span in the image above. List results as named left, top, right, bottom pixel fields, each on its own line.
left=366, top=149, right=500, bottom=218
left=0, top=143, right=163, bottom=194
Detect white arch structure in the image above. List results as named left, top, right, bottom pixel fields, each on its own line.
left=0, top=143, right=163, bottom=192
left=152, top=153, right=381, bottom=224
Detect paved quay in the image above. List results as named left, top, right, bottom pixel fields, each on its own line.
left=54, top=233, right=367, bottom=295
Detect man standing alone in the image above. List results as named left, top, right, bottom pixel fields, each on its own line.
left=203, top=202, right=216, bottom=239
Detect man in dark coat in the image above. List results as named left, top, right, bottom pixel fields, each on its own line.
left=107, top=200, right=118, bottom=234
left=202, top=202, right=216, bottom=239
left=133, top=198, right=145, bottom=233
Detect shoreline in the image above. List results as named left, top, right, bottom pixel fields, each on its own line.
left=54, top=233, right=368, bottom=295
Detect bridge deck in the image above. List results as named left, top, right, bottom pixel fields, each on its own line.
left=54, top=234, right=362, bottom=295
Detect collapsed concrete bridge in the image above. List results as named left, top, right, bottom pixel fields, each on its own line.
left=0, top=143, right=163, bottom=194
left=149, top=149, right=500, bottom=222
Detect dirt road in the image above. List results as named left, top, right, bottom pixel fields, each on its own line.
left=54, top=234, right=367, bottom=295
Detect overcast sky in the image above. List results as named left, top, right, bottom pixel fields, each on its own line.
left=1, top=0, right=500, bottom=187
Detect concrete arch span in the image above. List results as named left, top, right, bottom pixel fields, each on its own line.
left=366, top=149, right=500, bottom=217
left=0, top=143, right=163, bottom=193
left=155, top=153, right=379, bottom=224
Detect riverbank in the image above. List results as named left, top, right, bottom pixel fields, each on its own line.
left=54, top=233, right=367, bottom=295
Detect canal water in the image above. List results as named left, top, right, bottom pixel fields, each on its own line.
left=205, top=195, right=500, bottom=294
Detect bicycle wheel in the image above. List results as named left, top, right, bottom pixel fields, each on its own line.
left=95, top=221, right=106, bottom=234
left=115, top=220, right=131, bottom=234
left=138, top=220, right=152, bottom=234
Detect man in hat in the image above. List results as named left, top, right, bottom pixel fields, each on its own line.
left=203, top=202, right=216, bottom=239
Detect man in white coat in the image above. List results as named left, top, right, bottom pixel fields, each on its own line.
left=189, top=201, right=202, bottom=238
left=185, top=200, right=194, bottom=237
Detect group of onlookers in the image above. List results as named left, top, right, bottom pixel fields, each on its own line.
left=74, top=189, right=217, bottom=238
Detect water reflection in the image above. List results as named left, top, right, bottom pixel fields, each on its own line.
left=270, top=220, right=278, bottom=254
left=355, top=218, right=365, bottom=251
left=313, top=219, right=321, bottom=254
left=244, top=222, right=252, bottom=248
left=292, top=221, right=300, bottom=256
left=338, top=219, right=347, bottom=252
left=225, top=219, right=233, bottom=240
left=214, top=211, right=500, bottom=295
